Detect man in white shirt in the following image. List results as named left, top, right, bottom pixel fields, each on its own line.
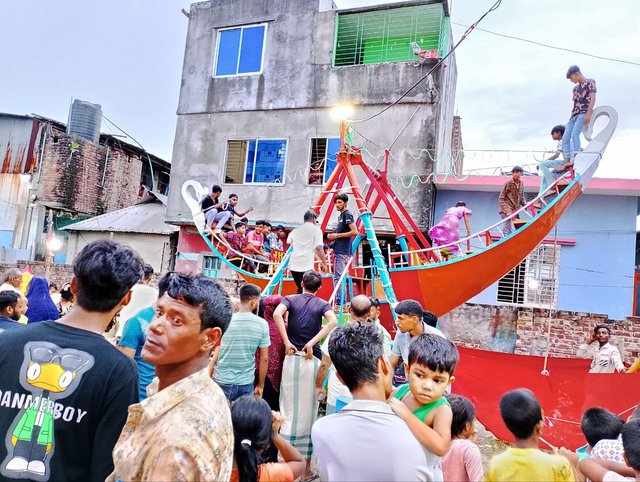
left=287, top=211, right=328, bottom=293
left=312, top=322, right=434, bottom=482
left=0, top=268, right=23, bottom=294
left=577, top=324, right=626, bottom=373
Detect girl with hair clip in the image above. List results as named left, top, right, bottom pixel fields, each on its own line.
left=230, top=396, right=306, bottom=482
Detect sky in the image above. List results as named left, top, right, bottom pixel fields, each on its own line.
left=1, top=0, right=639, bottom=178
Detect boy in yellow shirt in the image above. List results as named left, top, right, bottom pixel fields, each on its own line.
left=485, top=388, right=575, bottom=482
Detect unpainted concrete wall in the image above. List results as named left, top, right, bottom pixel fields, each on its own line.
left=168, top=0, right=455, bottom=230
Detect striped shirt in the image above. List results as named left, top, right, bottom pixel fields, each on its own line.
left=214, top=312, right=270, bottom=385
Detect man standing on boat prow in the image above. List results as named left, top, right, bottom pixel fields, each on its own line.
left=498, top=166, right=525, bottom=237
left=327, top=193, right=357, bottom=305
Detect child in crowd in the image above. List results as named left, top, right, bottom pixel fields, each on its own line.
left=441, top=394, right=484, bottom=482
left=486, top=388, right=575, bottom=482
left=581, top=407, right=624, bottom=453
left=388, top=334, right=458, bottom=479
left=592, top=405, right=640, bottom=464
left=230, top=396, right=305, bottom=482
left=578, top=418, right=640, bottom=482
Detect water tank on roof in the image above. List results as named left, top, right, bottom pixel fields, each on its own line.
left=67, top=99, right=102, bottom=143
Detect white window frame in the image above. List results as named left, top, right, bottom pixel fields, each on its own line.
left=307, top=137, right=341, bottom=187
left=213, top=23, right=268, bottom=78
left=223, top=137, right=289, bottom=186
left=496, top=243, right=561, bottom=308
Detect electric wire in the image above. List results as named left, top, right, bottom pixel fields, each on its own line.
left=451, top=22, right=640, bottom=67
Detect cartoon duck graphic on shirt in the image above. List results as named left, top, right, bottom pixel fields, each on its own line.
left=1, top=342, right=94, bottom=481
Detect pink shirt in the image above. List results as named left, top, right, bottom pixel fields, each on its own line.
left=244, top=230, right=265, bottom=253
left=441, top=438, right=484, bottom=482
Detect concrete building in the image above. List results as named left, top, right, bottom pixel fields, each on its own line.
left=166, top=0, right=458, bottom=272
left=63, top=193, right=179, bottom=272
left=0, top=112, right=171, bottom=264
left=434, top=175, right=640, bottom=320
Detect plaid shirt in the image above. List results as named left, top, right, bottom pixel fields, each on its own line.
left=225, top=232, right=246, bottom=257
left=498, top=179, right=525, bottom=215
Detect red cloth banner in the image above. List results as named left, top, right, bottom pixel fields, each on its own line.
left=453, top=347, right=639, bottom=449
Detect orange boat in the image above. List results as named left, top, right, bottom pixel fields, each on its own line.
left=182, top=106, right=618, bottom=322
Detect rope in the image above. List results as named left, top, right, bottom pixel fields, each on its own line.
left=541, top=225, right=560, bottom=376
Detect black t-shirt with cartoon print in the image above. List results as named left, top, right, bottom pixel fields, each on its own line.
left=0, top=320, right=139, bottom=482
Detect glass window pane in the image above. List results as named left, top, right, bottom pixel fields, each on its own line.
left=216, top=29, right=241, bottom=76
left=324, top=138, right=341, bottom=182
left=253, top=140, right=286, bottom=183
left=245, top=140, right=257, bottom=183
left=238, top=25, right=265, bottom=74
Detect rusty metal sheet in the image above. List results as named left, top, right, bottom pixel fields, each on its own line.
left=0, top=116, right=41, bottom=174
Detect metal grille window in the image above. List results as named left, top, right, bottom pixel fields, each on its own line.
left=202, top=256, right=221, bottom=278
left=333, top=4, right=449, bottom=67
left=224, top=139, right=288, bottom=184
left=497, top=244, right=560, bottom=307
left=308, top=138, right=340, bottom=185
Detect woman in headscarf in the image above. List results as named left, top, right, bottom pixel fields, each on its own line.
left=25, top=277, right=60, bottom=323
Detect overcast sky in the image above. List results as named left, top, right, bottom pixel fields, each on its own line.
left=1, top=1, right=638, bottom=177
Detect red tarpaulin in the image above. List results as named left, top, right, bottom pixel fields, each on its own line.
left=453, top=347, right=640, bottom=449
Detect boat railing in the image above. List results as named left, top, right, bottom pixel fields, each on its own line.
left=388, top=170, right=575, bottom=268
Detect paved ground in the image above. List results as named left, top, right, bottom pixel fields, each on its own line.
left=475, top=421, right=509, bottom=469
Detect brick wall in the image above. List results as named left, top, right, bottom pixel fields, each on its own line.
left=0, top=262, right=74, bottom=291
left=515, top=308, right=640, bottom=365
left=38, top=128, right=142, bottom=215
left=440, top=303, right=640, bottom=365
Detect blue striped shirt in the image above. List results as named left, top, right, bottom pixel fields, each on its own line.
left=214, top=312, right=270, bottom=385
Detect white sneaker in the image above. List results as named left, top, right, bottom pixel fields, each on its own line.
left=27, top=460, right=46, bottom=475
left=5, top=457, right=28, bottom=471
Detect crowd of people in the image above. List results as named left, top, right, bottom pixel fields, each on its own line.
left=0, top=67, right=630, bottom=481
left=0, top=241, right=638, bottom=481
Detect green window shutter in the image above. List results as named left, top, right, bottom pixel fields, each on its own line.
left=334, top=4, right=445, bottom=67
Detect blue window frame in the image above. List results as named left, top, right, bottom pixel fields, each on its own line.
left=308, top=138, right=341, bottom=185
left=215, top=24, right=267, bottom=77
left=225, top=139, right=288, bottom=185
left=202, top=256, right=221, bottom=278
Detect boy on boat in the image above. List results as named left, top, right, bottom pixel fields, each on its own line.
left=326, top=193, right=357, bottom=304
left=563, top=65, right=597, bottom=165
left=537, top=125, right=568, bottom=199
left=388, top=334, right=458, bottom=480
left=498, top=166, right=525, bottom=236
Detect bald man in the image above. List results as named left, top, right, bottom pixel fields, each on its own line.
left=316, top=295, right=381, bottom=413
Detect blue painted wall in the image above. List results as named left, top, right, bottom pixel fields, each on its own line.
left=434, top=190, right=637, bottom=319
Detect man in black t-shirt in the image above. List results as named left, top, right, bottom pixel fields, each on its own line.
left=327, top=193, right=357, bottom=304
left=0, top=240, right=143, bottom=482
left=273, top=270, right=337, bottom=360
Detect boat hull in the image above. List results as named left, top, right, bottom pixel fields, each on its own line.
left=239, top=181, right=581, bottom=317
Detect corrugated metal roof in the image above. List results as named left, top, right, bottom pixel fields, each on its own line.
left=62, top=196, right=179, bottom=235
